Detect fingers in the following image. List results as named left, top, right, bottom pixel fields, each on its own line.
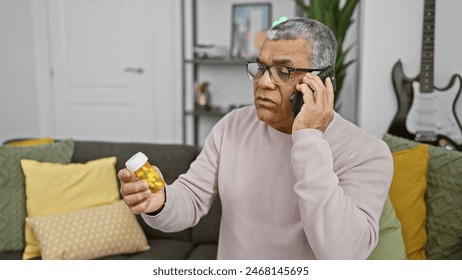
left=117, top=168, right=135, bottom=183
left=124, top=182, right=166, bottom=215
left=118, top=167, right=167, bottom=215
left=118, top=167, right=149, bottom=212
left=297, top=73, right=334, bottom=105
left=292, top=72, right=334, bottom=133
left=124, top=187, right=153, bottom=214
left=120, top=179, right=155, bottom=214
left=120, top=175, right=149, bottom=199
left=130, top=199, right=153, bottom=215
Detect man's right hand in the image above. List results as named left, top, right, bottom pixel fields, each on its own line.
left=118, top=168, right=166, bottom=215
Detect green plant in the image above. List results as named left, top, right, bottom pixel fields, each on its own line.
left=294, top=0, right=359, bottom=106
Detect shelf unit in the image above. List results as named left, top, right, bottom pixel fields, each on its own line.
left=184, top=58, right=248, bottom=146
left=181, top=0, right=251, bottom=147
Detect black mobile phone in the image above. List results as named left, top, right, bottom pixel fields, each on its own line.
left=290, top=66, right=336, bottom=117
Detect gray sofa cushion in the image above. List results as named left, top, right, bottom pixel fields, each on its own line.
left=71, top=141, right=199, bottom=185
left=192, top=195, right=221, bottom=245
left=0, top=251, right=23, bottom=260
left=187, top=244, right=218, bottom=260
left=98, top=239, right=195, bottom=260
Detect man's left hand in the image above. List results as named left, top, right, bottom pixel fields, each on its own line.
left=292, top=73, right=335, bottom=133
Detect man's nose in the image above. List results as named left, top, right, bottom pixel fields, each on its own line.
left=257, top=69, right=276, bottom=88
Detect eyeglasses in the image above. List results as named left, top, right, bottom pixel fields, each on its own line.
left=245, top=61, right=325, bottom=86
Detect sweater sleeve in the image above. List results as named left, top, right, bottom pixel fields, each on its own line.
left=141, top=111, right=232, bottom=232
left=291, top=129, right=393, bottom=259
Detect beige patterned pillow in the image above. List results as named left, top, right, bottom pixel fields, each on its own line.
left=26, top=200, right=150, bottom=260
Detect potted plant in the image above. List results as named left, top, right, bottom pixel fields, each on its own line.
left=294, top=0, right=359, bottom=106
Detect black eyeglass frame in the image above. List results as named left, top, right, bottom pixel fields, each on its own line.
left=245, top=61, right=327, bottom=85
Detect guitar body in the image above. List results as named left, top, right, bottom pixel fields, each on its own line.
left=388, top=60, right=418, bottom=141
left=388, top=61, right=462, bottom=150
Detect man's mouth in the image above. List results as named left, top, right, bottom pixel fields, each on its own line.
left=255, top=96, right=276, bottom=106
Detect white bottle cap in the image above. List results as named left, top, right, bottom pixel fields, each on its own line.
left=125, top=152, right=148, bottom=172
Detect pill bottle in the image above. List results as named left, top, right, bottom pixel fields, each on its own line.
left=125, top=152, right=164, bottom=192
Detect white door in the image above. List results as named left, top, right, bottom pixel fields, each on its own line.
left=47, top=0, right=154, bottom=142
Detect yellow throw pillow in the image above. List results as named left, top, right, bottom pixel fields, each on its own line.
left=21, top=157, right=120, bottom=259
left=26, top=200, right=149, bottom=260
left=389, top=144, right=429, bottom=260
left=5, top=137, right=54, bottom=146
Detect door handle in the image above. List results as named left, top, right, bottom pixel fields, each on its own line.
left=124, top=67, right=144, bottom=74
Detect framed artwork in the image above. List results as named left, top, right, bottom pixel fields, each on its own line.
left=230, top=3, right=271, bottom=59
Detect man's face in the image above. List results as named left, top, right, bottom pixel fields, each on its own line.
left=253, top=39, right=312, bottom=133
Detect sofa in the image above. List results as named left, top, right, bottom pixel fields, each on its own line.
left=380, top=133, right=462, bottom=260
left=1, top=134, right=461, bottom=260
left=0, top=139, right=221, bottom=260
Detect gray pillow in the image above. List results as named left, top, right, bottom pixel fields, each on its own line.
left=0, top=140, right=74, bottom=251
left=383, top=134, right=462, bottom=259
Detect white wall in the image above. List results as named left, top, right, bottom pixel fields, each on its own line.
left=150, top=0, right=182, bottom=143
left=0, top=0, right=39, bottom=144
left=358, top=0, right=462, bottom=139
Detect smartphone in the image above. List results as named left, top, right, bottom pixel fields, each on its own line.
left=290, top=66, right=336, bottom=117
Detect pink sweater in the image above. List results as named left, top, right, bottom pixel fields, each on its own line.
left=142, top=106, right=393, bottom=259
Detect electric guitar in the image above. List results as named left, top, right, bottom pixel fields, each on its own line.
left=388, top=0, right=462, bottom=151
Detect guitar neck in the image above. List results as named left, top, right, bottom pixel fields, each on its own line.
left=420, top=0, right=435, bottom=93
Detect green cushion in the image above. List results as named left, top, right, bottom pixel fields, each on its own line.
left=0, top=140, right=74, bottom=251
left=383, top=133, right=462, bottom=259
left=368, top=196, right=407, bottom=260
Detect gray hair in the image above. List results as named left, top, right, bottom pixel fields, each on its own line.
left=266, top=17, right=336, bottom=68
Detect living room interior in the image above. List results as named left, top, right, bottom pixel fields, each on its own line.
left=1, top=0, right=462, bottom=261
left=2, top=0, right=462, bottom=146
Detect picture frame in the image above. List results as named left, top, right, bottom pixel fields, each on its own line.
left=230, top=3, right=272, bottom=59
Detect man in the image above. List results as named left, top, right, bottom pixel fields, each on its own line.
left=118, top=17, right=393, bottom=259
